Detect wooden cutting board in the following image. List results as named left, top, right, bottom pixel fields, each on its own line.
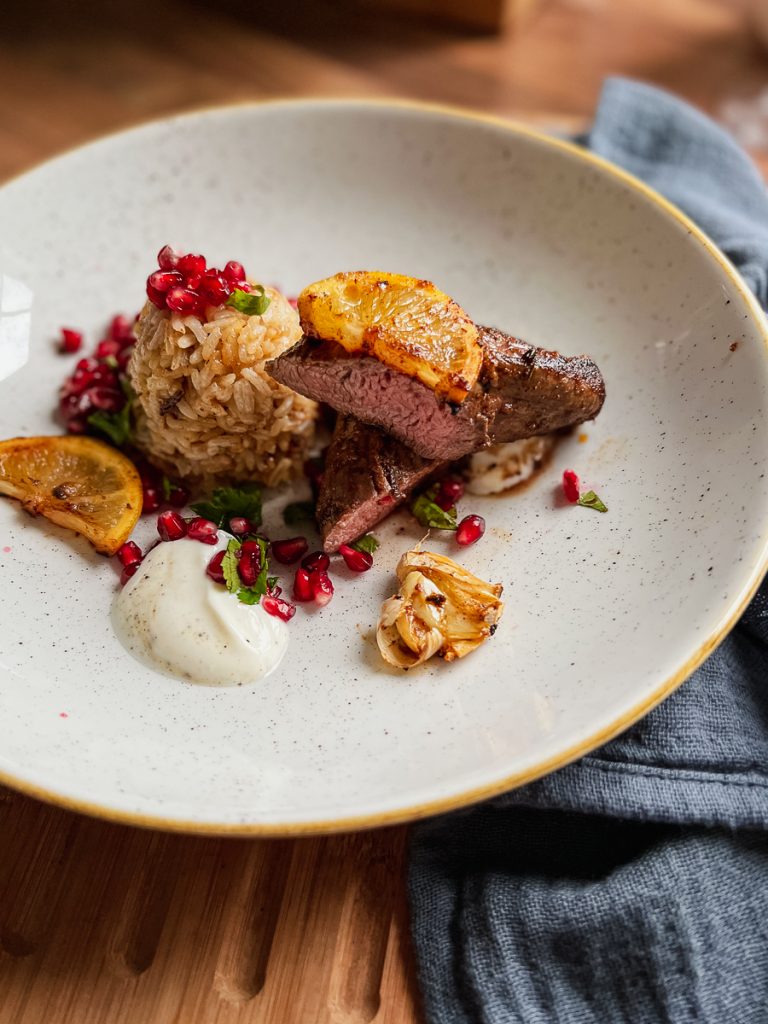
left=0, top=786, right=422, bottom=1024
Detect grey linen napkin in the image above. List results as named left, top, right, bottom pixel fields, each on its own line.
left=408, top=78, right=768, bottom=1024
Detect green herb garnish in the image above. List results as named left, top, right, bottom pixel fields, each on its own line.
left=221, top=538, right=242, bottom=593
left=161, top=475, right=173, bottom=502
left=104, top=355, right=119, bottom=369
left=227, top=286, right=271, bottom=316
left=577, top=490, right=608, bottom=513
left=191, top=483, right=263, bottom=529
left=350, top=534, right=379, bottom=554
left=410, top=485, right=457, bottom=530
left=283, top=500, right=316, bottom=526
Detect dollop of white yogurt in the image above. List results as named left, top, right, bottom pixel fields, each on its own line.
left=112, top=537, right=289, bottom=686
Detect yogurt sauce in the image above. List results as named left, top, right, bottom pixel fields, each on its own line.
left=112, top=537, right=289, bottom=686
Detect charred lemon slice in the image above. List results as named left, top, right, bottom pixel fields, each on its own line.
left=298, top=271, right=482, bottom=403
left=0, top=436, right=142, bottom=555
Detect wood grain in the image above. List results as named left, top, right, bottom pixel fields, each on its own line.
left=0, top=788, right=421, bottom=1024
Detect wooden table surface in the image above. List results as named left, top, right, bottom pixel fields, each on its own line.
left=1, top=2, right=765, bottom=1022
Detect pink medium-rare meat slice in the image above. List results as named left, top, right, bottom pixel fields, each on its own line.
left=316, top=415, right=445, bottom=552
left=266, top=326, right=605, bottom=461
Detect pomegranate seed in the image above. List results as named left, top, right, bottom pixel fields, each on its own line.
left=157, top=245, right=180, bottom=270
left=456, top=514, right=485, bottom=547
left=206, top=550, right=226, bottom=583
left=293, top=568, right=313, bottom=602
left=109, top=314, right=133, bottom=341
left=287, top=296, right=298, bottom=309
left=177, top=253, right=206, bottom=280
left=84, top=387, right=123, bottom=412
left=339, top=544, right=373, bottom=572
left=268, top=581, right=282, bottom=597
left=146, top=283, right=167, bottom=308
left=165, top=286, right=199, bottom=314
left=262, top=595, right=296, bottom=622
left=157, top=509, right=187, bottom=541
left=148, top=269, right=183, bottom=293
left=187, top=517, right=219, bottom=543
left=199, top=271, right=232, bottom=306
left=120, top=563, right=140, bottom=586
left=117, top=541, right=143, bottom=567
left=239, top=539, right=262, bottom=559
left=238, top=551, right=259, bottom=586
left=237, top=282, right=253, bottom=293
left=168, top=485, right=189, bottom=508
left=142, top=485, right=161, bottom=513
left=271, top=536, right=309, bottom=564
left=76, top=357, right=98, bottom=373
left=223, top=260, right=246, bottom=284
left=310, top=570, right=334, bottom=607
left=562, top=469, right=580, bottom=503
left=435, top=478, right=464, bottom=510
left=95, top=338, right=120, bottom=359
left=59, top=393, right=80, bottom=419
left=301, top=550, right=329, bottom=573
left=229, top=516, right=251, bottom=536
left=90, top=364, right=119, bottom=386
left=59, top=328, right=82, bottom=354
left=66, top=418, right=87, bottom=434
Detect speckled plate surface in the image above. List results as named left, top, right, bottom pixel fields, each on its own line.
left=0, top=100, right=767, bottom=834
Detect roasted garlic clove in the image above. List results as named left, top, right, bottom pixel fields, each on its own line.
left=377, top=549, right=503, bottom=669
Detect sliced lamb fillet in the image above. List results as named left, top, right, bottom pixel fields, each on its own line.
left=317, top=414, right=444, bottom=552
left=267, top=326, right=605, bottom=461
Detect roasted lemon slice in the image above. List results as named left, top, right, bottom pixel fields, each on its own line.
left=298, top=271, right=482, bottom=402
left=0, top=436, right=142, bottom=555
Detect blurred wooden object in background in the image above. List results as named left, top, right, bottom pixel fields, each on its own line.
left=360, top=0, right=542, bottom=32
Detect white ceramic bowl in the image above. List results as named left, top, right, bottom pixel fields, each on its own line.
left=0, top=101, right=767, bottom=833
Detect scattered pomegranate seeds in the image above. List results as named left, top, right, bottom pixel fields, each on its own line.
left=301, top=550, right=330, bottom=573
left=59, top=328, right=83, bottom=354
left=120, top=563, right=140, bottom=586
left=435, top=477, right=464, bottom=511
left=310, top=569, right=334, bottom=607
left=117, top=540, right=143, bottom=567
left=157, top=509, right=188, bottom=542
left=206, top=550, right=226, bottom=584
left=145, top=247, right=251, bottom=318
left=142, top=486, right=161, bottom=513
left=271, top=536, right=309, bottom=564
left=456, top=514, right=485, bottom=547
left=562, top=469, right=580, bottom=503
left=293, top=568, right=313, bottom=602
left=262, top=595, right=296, bottom=621
left=339, top=544, right=373, bottom=573
left=187, top=517, right=219, bottom=544
left=57, top=313, right=136, bottom=439
left=228, top=516, right=252, bottom=536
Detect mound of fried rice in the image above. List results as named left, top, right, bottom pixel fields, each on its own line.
left=129, top=286, right=316, bottom=489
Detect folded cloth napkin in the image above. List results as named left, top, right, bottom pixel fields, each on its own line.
left=408, top=78, right=768, bottom=1024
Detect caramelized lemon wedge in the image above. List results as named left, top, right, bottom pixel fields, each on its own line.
left=0, top=436, right=142, bottom=555
left=298, top=271, right=482, bottom=403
